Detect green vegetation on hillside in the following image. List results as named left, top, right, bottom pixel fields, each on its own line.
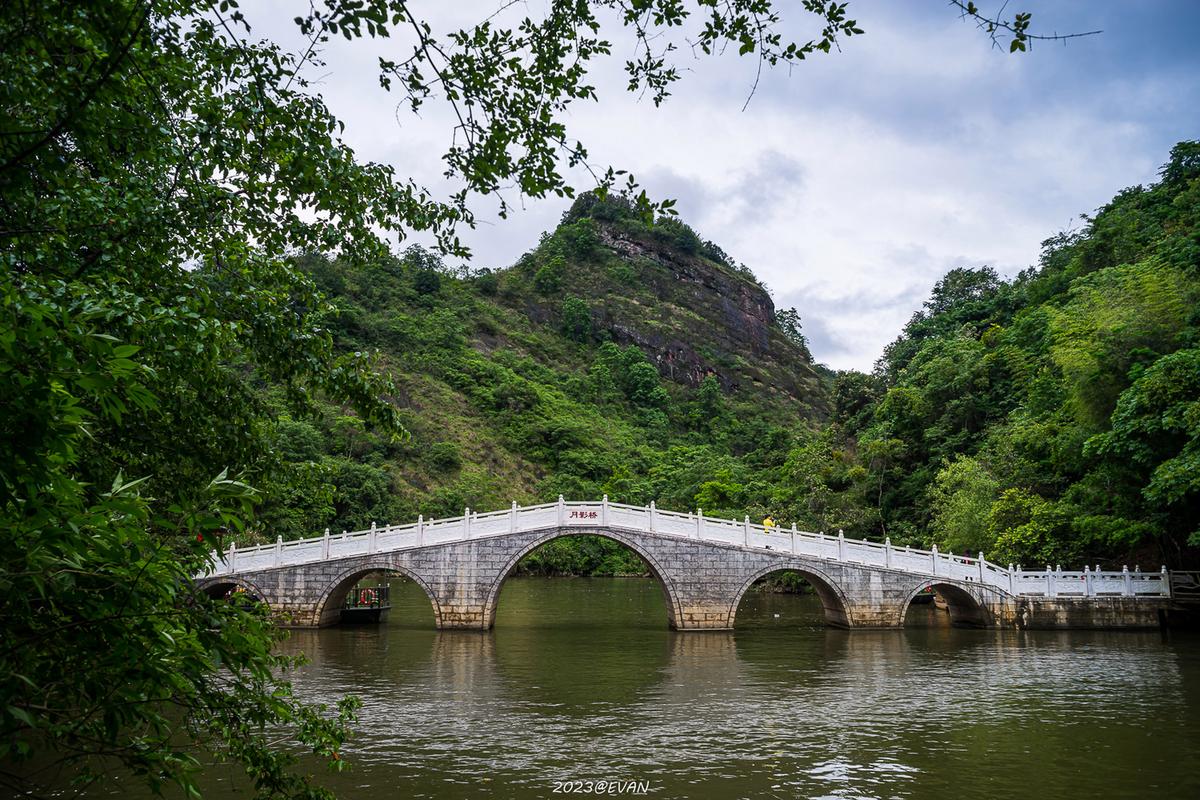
left=252, top=194, right=826, bottom=574
left=835, top=141, right=1200, bottom=566
left=254, top=142, right=1200, bottom=575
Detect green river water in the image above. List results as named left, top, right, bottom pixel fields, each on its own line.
left=138, top=577, right=1200, bottom=798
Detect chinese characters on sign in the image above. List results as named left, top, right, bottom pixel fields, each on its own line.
left=568, top=510, right=599, bottom=519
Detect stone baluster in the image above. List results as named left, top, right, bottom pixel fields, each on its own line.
left=931, top=544, right=939, bottom=576
left=1084, top=565, right=1093, bottom=597
left=695, top=508, right=703, bottom=539
left=1046, top=565, right=1055, bottom=597
left=1162, top=565, right=1170, bottom=597
left=602, top=495, right=609, bottom=527
left=228, top=542, right=237, bottom=573
left=791, top=523, right=798, bottom=555
left=1007, top=563, right=1015, bottom=593
left=649, top=500, right=657, bottom=533
left=838, top=530, right=846, bottom=562
left=743, top=515, right=750, bottom=547
left=417, top=515, right=425, bottom=546
left=463, top=508, right=471, bottom=540
left=884, top=537, right=892, bottom=569
left=510, top=501, right=518, bottom=533
left=1123, top=565, right=1132, bottom=596
left=558, top=495, right=565, bottom=526
left=322, top=529, right=330, bottom=560
left=369, top=521, right=377, bottom=554
left=274, top=535, right=282, bottom=567
left=978, top=552, right=985, bottom=583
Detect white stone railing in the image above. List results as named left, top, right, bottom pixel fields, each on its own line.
left=200, top=497, right=1171, bottom=599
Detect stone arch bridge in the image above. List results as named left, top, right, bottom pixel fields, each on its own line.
left=197, top=498, right=1172, bottom=630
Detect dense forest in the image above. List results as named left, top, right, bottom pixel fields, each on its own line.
left=250, top=141, right=1200, bottom=573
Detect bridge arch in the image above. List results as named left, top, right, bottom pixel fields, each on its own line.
left=198, top=576, right=270, bottom=606
left=729, top=563, right=852, bottom=628
left=314, top=561, right=442, bottom=627
left=901, top=581, right=992, bottom=628
left=483, top=528, right=684, bottom=629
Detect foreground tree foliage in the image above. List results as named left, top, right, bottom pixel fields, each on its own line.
left=0, top=0, right=875, bottom=796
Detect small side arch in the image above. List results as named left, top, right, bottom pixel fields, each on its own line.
left=901, top=581, right=991, bottom=628
left=314, top=561, right=442, bottom=628
left=197, top=576, right=271, bottom=607
left=729, top=563, right=853, bottom=628
left=483, top=528, right=683, bottom=629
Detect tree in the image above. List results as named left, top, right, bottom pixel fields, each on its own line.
left=1088, top=348, right=1200, bottom=551
left=561, top=296, right=593, bottom=343
left=927, top=456, right=1001, bottom=555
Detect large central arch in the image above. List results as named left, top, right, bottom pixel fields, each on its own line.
left=314, top=560, right=442, bottom=627
left=482, top=528, right=684, bottom=629
left=728, top=562, right=853, bottom=628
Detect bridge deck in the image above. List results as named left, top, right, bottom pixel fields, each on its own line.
left=202, top=498, right=1170, bottom=600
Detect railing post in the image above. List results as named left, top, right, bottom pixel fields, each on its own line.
left=417, top=515, right=425, bottom=546
left=510, top=501, right=517, bottom=533
left=791, top=523, right=798, bottom=555
left=649, top=500, right=657, bottom=533
left=978, top=552, right=985, bottom=583
left=322, top=529, right=330, bottom=560
left=369, top=522, right=377, bottom=554
left=1084, top=565, right=1093, bottom=597
left=1123, top=565, right=1132, bottom=596
left=274, top=535, right=282, bottom=567
left=883, top=537, right=892, bottom=568
left=743, top=516, right=751, bottom=546
left=837, top=530, right=846, bottom=562
left=1046, top=565, right=1055, bottom=597
left=463, top=508, right=471, bottom=540
left=602, top=495, right=609, bottom=527
left=931, top=544, right=938, bottom=576
left=696, top=508, right=703, bottom=539
left=228, top=542, right=237, bottom=573
left=558, top=495, right=565, bottom=527
left=1007, top=564, right=1015, bottom=593
left=1162, top=565, right=1171, bottom=597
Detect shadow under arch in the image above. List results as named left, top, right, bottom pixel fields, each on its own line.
left=728, top=563, right=852, bottom=628
left=314, top=561, right=441, bottom=628
left=198, top=576, right=269, bottom=606
left=483, top=528, right=683, bottom=630
left=902, top=581, right=990, bottom=628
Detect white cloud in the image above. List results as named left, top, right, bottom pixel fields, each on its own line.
left=246, top=0, right=1197, bottom=370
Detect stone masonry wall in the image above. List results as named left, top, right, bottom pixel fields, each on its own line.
left=197, top=527, right=1169, bottom=631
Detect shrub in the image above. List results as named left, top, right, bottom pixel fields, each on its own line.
left=426, top=441, right=463, bottom=472
left=534, top=255, right=566, bottom=294
left=561, top=295, right=592, bottom=342
left=474, top=269, right=499, bottom=295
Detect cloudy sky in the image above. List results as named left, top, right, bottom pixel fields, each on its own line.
left=253, top=1, right=1200, bottom=371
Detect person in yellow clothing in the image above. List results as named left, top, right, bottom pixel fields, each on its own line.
left=762, top=515, right=776, bottom=532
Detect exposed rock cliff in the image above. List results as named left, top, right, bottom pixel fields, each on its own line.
left=509, top=212, right=827, bottom=419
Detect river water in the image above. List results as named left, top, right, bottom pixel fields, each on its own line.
left=213, top=576, right=1198, bottom=799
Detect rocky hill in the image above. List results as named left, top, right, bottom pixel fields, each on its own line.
left=265, top=193, right=830, bottom=544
